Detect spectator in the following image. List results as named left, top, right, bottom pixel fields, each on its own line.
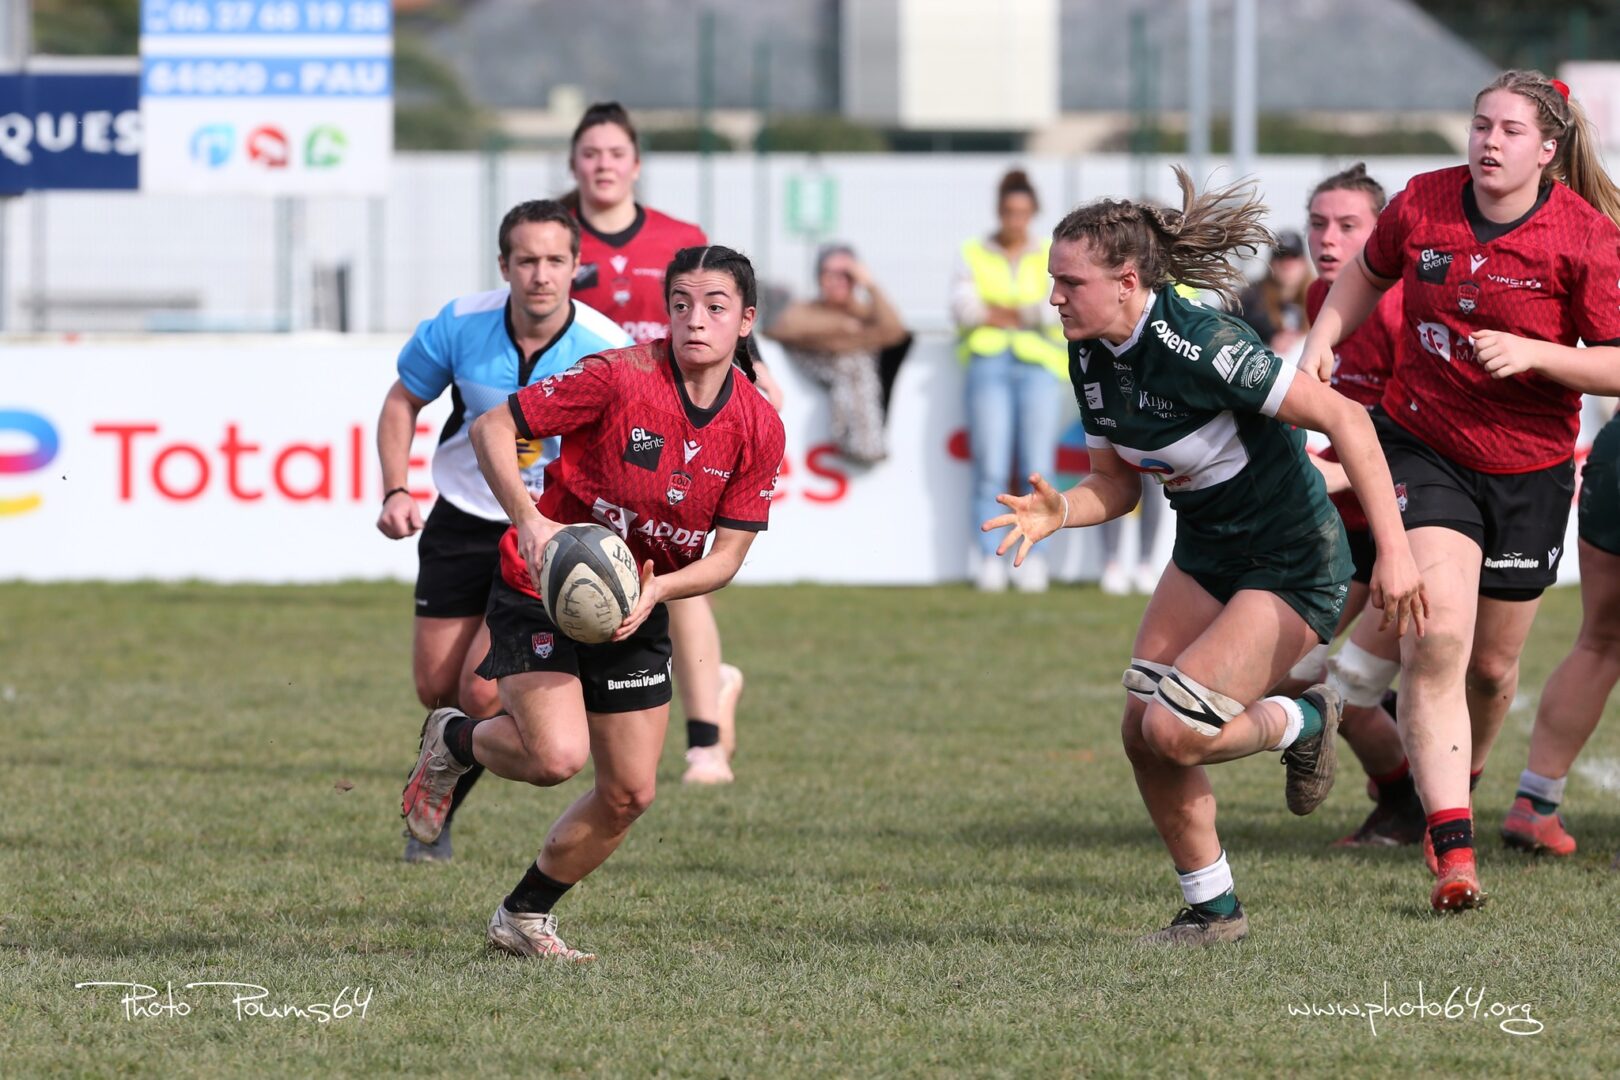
left=765, top=244, right=911, bottom=464
left=953, top=168, right=1069, bottom=593
left=1237, top=229, right=1312, bottom=355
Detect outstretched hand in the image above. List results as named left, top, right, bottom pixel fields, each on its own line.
left=980, top=472, right=1068, bottom=568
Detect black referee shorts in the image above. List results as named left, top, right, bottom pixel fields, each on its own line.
left=414, top=499, right=509, bottom=618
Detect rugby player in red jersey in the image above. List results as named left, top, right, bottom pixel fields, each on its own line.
left=1277, top=164, right=1425, bottom=848
left=1301, top=71, right=1620, bottom=912
left=565, top=101, right=783, bottom=785
left=401, top=246, right=786, bottom=959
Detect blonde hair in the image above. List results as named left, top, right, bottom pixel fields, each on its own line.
left=1052, top=166, right=1272, bottom=310
left=1476, top=69, right=1620, bottom=228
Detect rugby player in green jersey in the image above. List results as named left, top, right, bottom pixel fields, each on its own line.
left=983, top=168, right=1427, bottom=945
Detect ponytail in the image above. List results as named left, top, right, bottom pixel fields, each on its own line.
left=734, top=333, right=760, bottom=384
left=663, top=244, right=761, bottom=384
left=1053, top=166, right=1272, bottom=310
left=1477, top=69, right=1620, bottom=229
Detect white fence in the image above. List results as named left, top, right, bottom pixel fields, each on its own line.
left=1, top=151, right=1462, bottom=334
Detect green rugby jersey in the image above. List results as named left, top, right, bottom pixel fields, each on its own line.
left=1071, top=288, right=1338, bottom=558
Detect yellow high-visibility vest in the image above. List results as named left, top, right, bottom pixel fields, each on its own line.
left=957, top=237, right=1068, bottom=380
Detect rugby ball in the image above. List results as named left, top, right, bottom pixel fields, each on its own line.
left=540, top=523, right=641, bottom=644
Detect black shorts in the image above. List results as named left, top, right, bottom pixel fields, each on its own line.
left=1345, top=527, right=1376, bottom=586
left=1579, top=416, right=1620, bottom=557
left=476, top=577, right=673, bottom=714
left=414, top=499, right=509, bottom=618
left=1374, top=409, right=1574, bottom=600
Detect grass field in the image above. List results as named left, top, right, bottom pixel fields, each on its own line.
left=4, top=580, right=1620, bottom=1077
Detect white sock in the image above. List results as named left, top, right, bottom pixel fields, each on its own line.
left=1517, top=769, right=1567, bottom=806
left=1177, top=850, right=1234, bottom=905
left=1266, top=695, right=1305, bottom=751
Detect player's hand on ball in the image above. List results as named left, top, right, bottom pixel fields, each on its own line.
left=612, top=560, right=661, bottom=641
left=516, top=515, right=563, bottom=597
left=1471, top=329, right=1537, bottom=379
left=375, top=490, right=423, bottom=539
left=981, top=472, right=1066, bottom=567
left=1369, top=548, right=1428, bottom=639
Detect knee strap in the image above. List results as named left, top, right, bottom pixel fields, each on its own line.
left=1122, top=658, right=1173, bottom=702
left=1327, top=641, right=1401, bottom=708
left=1288, top=642, right=1330, bottom=684
left=1155, top=667, right=1245, bottom=737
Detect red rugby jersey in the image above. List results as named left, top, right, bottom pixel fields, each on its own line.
left=1363, top=164, right=1620, bottom=473
left=499, top=341, right=785, bottom=598
left=572, top=205, right=707, bottom=344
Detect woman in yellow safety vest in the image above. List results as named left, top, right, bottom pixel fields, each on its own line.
left=951, top=168, right=1070, bottom=592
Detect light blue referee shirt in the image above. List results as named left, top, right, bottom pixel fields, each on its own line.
left=396, top=289, right=632, bottom=520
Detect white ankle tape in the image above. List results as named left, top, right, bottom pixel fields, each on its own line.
left=1266, top=695, right=1305, bottom=750
left=1517, top=769, right=1567, bottom=804
left=1177, top=850, right=1234, bottom=904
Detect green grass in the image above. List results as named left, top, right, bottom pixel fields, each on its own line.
left=2, top=581, right=1619, bottom=1076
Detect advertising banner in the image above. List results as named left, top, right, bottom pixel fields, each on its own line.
left=1, top=336, right=1597, bottom=586
left=0, top=72, right=141, bottom=194
left=139, top=0, right=393, bottom=194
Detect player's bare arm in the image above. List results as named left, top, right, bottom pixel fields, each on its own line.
left=1297, top=253, right=1393, bottom=384
left=612, top=528, right=757, bottom=642
left=1274, top=374, right=1426, bottom=637
left=375, top=379, right=431, bottom=539
left=470, top=406, right=561, bottom=590
left=1473, top=332, right=1620, bottom=393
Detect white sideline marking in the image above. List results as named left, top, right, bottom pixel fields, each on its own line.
left=1574, top=756, right=1620, bottom=796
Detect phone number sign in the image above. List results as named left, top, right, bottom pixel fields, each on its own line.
left=139, top=0, right=392, bottom=194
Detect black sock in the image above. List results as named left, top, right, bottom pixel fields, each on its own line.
left=1429, top=816, right=1474, bottom=857
left=504, top=863, right=574, bottom=915
left=1377, top=771, right=1418, bottom=807
left=1469, top=768, right=1483, bottom=792
left=687, top=719, right=720, bottom=749
left=446, top=764, right=484, bottom=820
left=443, top=713, right=483, bottom=767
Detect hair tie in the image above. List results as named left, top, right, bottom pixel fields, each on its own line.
left=1551, top=78, right=1571, bottom=101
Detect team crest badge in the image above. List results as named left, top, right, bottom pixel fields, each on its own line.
left=1394, top=482, right=1408, bottom=513
left=1458, top=281, right=1480, bottom=314
left=667, top=470, right=693, bottom=505
left=532, top=632, right=554, bottom=659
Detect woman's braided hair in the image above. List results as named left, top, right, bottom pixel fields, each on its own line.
left=1053, top=166, right=1273, bottom=310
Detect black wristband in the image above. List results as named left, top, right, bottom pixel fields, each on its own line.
left=382, top=486, right=410, bottom=504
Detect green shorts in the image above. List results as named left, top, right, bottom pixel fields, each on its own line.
left=1579, top=416, right=1620, bottom=557
left=1173, top=512, right=1353, bottom=644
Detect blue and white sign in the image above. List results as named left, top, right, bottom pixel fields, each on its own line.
left=0, top=74, right=142, bottom=194
left=139, top=0, right=392, bottom=194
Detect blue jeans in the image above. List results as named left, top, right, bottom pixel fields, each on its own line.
left=966, top=350, right=1067, bottom=557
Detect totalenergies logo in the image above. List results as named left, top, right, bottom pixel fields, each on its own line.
left=0, top=409, right=61, bottom=516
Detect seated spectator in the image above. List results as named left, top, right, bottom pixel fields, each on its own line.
left=1236, top=229, right=1312, bottom=355
left=764, top=244, right=912, bottom=464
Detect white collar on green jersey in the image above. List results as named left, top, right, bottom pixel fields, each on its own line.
left=1101, top=289, right=1159, bottom=357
